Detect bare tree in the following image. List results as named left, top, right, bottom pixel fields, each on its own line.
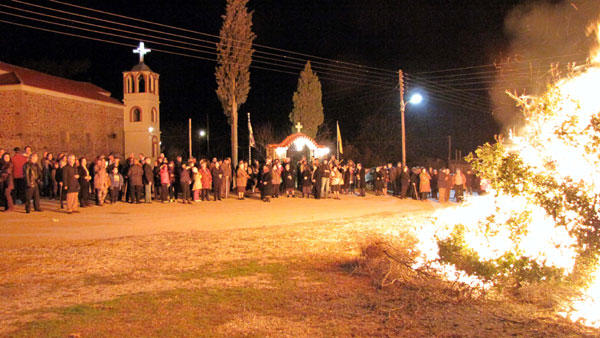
left=215, top=0, right=255, bottom=164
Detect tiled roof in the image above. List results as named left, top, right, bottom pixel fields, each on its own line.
left=0, top=61, right=123, bottom=106
left=130, top=62, right=153, bottom=72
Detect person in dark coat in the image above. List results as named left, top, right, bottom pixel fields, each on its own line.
left=283, top=163, right=295, bottom=197
left=300, top=164, right=312, bottom=198
left=399, top=166, right=410, bottom=199
left=260, top=165, right=273, bottom=202
left=142, top=157, right=154, bottom=203
left=174, top=156, right=183, bottom=200
left=179, top=163, right=192, bottom=204
left=0, top=153, right=15, bottom=211
left=374, top=167, right=384, bottom=196
left=465, top=170, right=475, bottom=196
left=56, top=156, right=67, bottom=207
left=121, top=156, right=132, bottom=202
left=438, top=168, right=451, bottom=203
left=356, top=163, right=366, bottom=197
left=127, top=159, right=144, bottom=203
left=409, top=168, right=420, bottom=200
left=312, top=159, right=321, bottom=199
left=211, top=161, right=224, bottom=201
left=430, top=168, right=439, bottom=200
left=78, top=157, right=92, bottom=207
left=23, top=153, right=42, bottom=213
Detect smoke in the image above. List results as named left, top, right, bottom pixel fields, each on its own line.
left=491, top=0, right=600, bottom=131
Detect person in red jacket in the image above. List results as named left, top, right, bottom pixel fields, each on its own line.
left=12, top=146, right=30, bottom=204
left=199, top=161, right=212, bottom=201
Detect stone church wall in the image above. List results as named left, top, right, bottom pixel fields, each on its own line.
left=0, top=89, right=124, bottom=158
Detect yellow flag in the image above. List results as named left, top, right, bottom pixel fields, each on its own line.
left=336, top=121, right=343, bottom=154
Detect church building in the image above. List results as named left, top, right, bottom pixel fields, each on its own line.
left=0, top=61, right=124, bottom=158
left=0, top=42, right=161, bottom=160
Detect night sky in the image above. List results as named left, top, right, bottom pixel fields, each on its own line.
left=0, top=0, right=532, bottom=162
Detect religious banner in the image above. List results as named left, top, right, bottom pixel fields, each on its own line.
left=248, top=112, right=256, bottom=148
left=336, top=120, right=343, bottom=155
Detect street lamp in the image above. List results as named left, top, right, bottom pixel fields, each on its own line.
left=409, top=93, right=423, bottom=105
left=198, top=129, right=209, bottom=155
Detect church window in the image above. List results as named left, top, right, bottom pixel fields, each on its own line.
left=131, top=107, right=142, bottom=122
left=125, top=75, right=133, bottom=93
left=151, top=107, right=157, bottom=123
left=137, top=74, right=146, bottom=93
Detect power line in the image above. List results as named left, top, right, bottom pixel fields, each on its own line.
left=405, top=74, right=490, bottom=110
left=43, top=0, right=398, bottom=76
left=410, top=52, right=589, bottom=76
left=0, top=4, right=397, bottom=87
left=7, top=1, right=398, bottom=83
left=0, top=12, right=396, bottom=89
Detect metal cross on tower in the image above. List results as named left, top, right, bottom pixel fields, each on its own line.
left=295, top=122, right=303, bottom=133
left=133, top=42, right=151, bottom=63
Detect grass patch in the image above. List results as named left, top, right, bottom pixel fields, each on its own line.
left=82, top=273, right=131, bottom=286
left=12, top=286, right=296, bottom=337
left=10, top=260, right=301, bottom=337
left=176, top=260, right=289, bottom=282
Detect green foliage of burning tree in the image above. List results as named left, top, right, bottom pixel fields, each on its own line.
left=215, top=0, right=255, bottom=164
left=289, top=61, right=324, bottom=139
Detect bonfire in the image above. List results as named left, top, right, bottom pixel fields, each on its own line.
left=409, top=23, right=600, bottom=328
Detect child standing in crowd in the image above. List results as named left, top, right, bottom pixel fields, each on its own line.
left=109, top=167, right=123, bottom=204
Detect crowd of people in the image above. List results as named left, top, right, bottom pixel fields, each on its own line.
left=0, top=146, right=481, bottom=213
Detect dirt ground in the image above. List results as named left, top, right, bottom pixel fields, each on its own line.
left=0, top=193, right=433, bottom=247
left=1, top=195, right=598, bottom=336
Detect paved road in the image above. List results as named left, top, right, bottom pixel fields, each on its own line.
left=0, top=194, right=438, bottom=247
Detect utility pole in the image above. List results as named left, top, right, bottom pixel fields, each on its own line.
left=206, top=114, right=210, bottom=156
left=448, top=135, right=452, bottom=166
left=188, top=118, right=192, bottom=160
left=398, top=69, right=406, bottom=167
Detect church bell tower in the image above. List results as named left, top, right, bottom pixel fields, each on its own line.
left=123, top=42, right=161, bottom=159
